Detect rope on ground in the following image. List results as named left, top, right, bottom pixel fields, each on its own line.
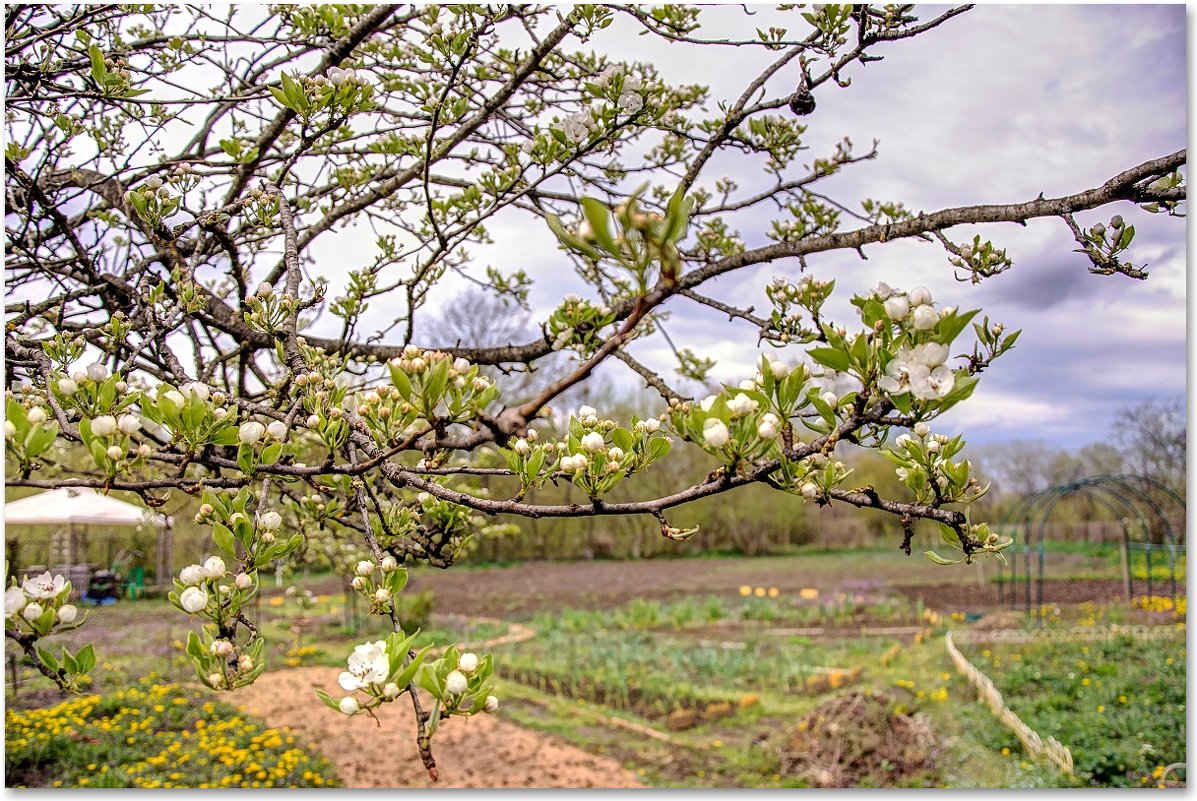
left=944, top=631, right=1074, bottom=776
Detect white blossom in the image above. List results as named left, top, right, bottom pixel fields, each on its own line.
left=908, top=286, right=933, bottom=306
left=635, top=418, right=661, bottom=433
left=926, top=439, right=942, bottom=453
left=57, top=378, right=78, bottom=396
left=118, top=414, right=142, bottom=434
left=266, top=421, right=287, bottom=440
left=179, top=586, right=208, bottom=613
left=699, top=395, right=717, bottom=412
left=577, top=405, right=597, bottom=419
left=22, top=602, right=43, bottom=622
left=339, top=640, right=390, bottom=691
left=179, top=564, right=206, bottom=586
left=27, top=407, right=47, bottom=425
left=355, top=560, right=374, bottom=577
left=238, top=421, right=266, bottom=444
left=580, top=432, right=605, bottom=452
left=758, top=413, right=780, bottom=439
left=5, top=586, right=26, bottom=618
left=22, top=571, right=65, bottom=600
left=182, top=382, right=210, bottom=402
left=702, top=418, right=731, bottom=448
left=445, top=670, right=469, bottom=695
left=512, top=438, right=531, bottom=455
left=3, top=421, right=13, bottom=439
left=86, top=363, right=108, bottom=382
left=912, top=304, right=939, bottom=330
left=260, top=510, right=282, bottom=531
left=56, top=604, right=78, bottom=624
left=106, top=445, right=123, bottom=460
left=458, top=652, right=479, bottom=674
left=914, top=422, right=931, bottom=438
left=202, top=556, right=226, bottom=579
left=90, top=415, right=117, bottom=436
left=617, top=90, right=643, bottom=113
left=163, top=389, right=186, bottom=408
left=883, top=295, right=909, bottom=320
left=800, top=482, right=819, bottom=499
left=380, top=556, right=399, bottom=573
left=728, top=393, right=758, bottom=417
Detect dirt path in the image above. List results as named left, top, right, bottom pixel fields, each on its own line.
left=231, top=666, right=643, bottom=789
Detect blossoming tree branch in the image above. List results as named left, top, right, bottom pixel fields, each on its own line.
left=3, top=3, right=1184, bottom=778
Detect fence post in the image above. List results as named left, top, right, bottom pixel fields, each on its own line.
left=1120, top=539, right=1132, bottom=602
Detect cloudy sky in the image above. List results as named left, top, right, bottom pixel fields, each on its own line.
left=388, top=4, right=1185, bottom=450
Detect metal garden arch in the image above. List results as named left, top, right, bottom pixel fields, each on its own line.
left=995, top=474, right=1186, bottom=612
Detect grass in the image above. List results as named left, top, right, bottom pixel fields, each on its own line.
left=5, top=678, right=338, bottom=788
left=960, top=631, right=1186, bottom=787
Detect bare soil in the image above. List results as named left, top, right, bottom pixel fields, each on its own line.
left=229, top=666, right=643, bottom=789
left=896, top=578, right=1184, bottom=611
left=391, top=551, right=992, bottom=617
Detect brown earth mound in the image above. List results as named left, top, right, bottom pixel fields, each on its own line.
left=779, top=691, right=938, bottom=788
left=230, top=666, right=643, bottom=788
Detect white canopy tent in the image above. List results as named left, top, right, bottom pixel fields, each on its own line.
left=5, top=487, right=170, bottom=528
left=5, top=487, right=173, bottom=591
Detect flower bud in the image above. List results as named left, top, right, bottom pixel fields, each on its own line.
left=137, top=444, right=152, bottom=458
left=180, top=564, right=206, bottom=585
left=339, top=697, right=360, bottom=715
left=118, top=414, right=141, bottom=434
left=106, top=445, right=124, bottom=460
left=914, top=422, right=930, bottom=438
left=306, top=414, right=321, bottom=428
left=458, top=652, right=479, bottom=674
left=260, top=510, right=282, bottom=531
left=238, top=421, right=266, bottom=444
left=3, top=421, right=13, bottom=439
left=90, top=415, right=117, bottom=436
left=22, top=602, right=43, bottom=621
left=354, top=560, right=374, bottom=577
left=260, top=532, right=275, bottom=544
left=27, top=407, right=48, bottom=425
left=57, top=604, right=78, bottom=624
left=380, top=556, right=399, bottom=573
left=57, top=378, right=78, bottom=396
left=211, top=639, right=234, bottom=657
left=383, top=682, right=401, bottom=700
left=702, top=419, right=730, bottom=449
left=484, top=695, right=499, bottom=713
left=203, top=556, right=226, bottom=578
left=235, top=572, right=253, bottom=589
left=580, top=432, right=605, bottom=452
left=266, top=421, right=287, bottom=440
left=86, top=363, right=108, bottom=382
left=208, top=673, right=224, bottom=688
left=445, top=670, right=468, bottom=695
left=800, top=482, right=819, bottom=499
left=179, top=586, right=208, bottom=613
left=238, top=655, right=254, bottom=672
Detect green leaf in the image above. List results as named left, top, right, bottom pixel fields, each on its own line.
left=934, top=309, right=980, bottom=345
left=37, top=647, right=59, bottom=672
left=315, top=689, right=343, bottom=711
left=809, top=347, right=851, bottom=373
left=924, top=550, right=961, bottom=566
left=260, top=442, right=282, bottom=467
left=212, top=523, right=236, bottom=558
left=76, top=644, right=96, bottom=673
left=580, top=197, right=618, bottom=255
